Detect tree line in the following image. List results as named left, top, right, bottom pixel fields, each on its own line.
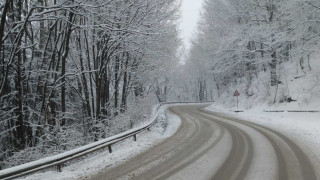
left=179, top=0, right=320, bottom=104
left=0, top=0, right=180, bottom=169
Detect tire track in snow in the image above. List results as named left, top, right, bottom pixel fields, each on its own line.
left=200, top=109, right=317, bottom=180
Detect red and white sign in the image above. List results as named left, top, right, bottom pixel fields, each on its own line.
left=234, top=90, right=240, bottom=96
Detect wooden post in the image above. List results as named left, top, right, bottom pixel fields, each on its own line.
left=237, top=96, right=239, bottom=109
left=108, top=145, right=112, bottom=153
left=133, top=134, right=137, bottom=141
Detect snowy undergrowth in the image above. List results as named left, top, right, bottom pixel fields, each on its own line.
left=212, top=55, right=320, bottom=111
left=1, top=98, right=157, bottom=169
left=18, top=105, right=181, bottom=180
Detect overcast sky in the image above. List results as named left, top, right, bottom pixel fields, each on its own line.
left=180, top=0, right=204, bottom=51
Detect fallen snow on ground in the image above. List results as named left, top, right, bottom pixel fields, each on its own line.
left=211, top=56, right=320, bottom=111
left=206, top=105, right=320, bottom=176
left=19, top=105, right=181, bottom=180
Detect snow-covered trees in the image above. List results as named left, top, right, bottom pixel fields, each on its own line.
left=184, top=0, right=320, bottom=105
left=0, top=0, right=181, bottom=169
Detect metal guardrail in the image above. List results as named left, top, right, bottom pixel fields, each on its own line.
left=230, top=110, right=320, bottom=113
left=0, top=101, right=212, bottom=180
left=263, top=110, right=319, bottom=112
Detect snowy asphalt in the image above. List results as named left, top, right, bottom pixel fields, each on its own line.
left=87, top=105, right=317, bottom=180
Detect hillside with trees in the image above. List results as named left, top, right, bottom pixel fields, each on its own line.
left=179, top=0, right=320, bottom=109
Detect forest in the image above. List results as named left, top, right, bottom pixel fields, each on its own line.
left=178, top=0, right=320, bottom=109
left=0, top=0, right=180, bottom=169
left=2, top=0, right=320, bottom=171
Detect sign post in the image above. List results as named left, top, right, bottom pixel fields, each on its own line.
left=233, top=90, right=240, bottom=109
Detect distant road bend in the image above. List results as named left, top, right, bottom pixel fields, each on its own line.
left=88, top=105, right=317, bottom=180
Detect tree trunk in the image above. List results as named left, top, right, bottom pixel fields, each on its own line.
left=60, top=10, right=74, bottom=126
left=15, top=0, right=25, bottom=150
left=270, top=51, right=277, bottom=86
left=77, top=29, right=91, bottom=117
left=114, top=55, right=121, bottom=115
left=120, top=52, right=129, bottom=113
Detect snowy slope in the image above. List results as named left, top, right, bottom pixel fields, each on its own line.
left=212, top=55, right=320, bottom=111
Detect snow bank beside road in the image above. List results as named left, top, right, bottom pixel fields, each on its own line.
left=20, top=105, right=181, bottom=180
left=206, top=105, right=320, bottom=176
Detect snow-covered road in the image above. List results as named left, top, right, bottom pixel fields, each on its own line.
left=22, top=104, right=320, bottom=180
left=87, top=105, right=318, bottom=180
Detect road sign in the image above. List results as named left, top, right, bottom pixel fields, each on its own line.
left=234, top=90, right=240, bottom=96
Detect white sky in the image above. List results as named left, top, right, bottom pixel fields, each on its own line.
left=180, top=0, right=204, bottom=51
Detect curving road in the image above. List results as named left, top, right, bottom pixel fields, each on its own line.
left=88, top=105, right=318, bottom=180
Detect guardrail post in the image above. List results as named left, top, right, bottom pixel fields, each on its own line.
left=57, top=164, right=62, bottom=172
left=147, top=127, right=151, bottom=131
left=108, top=145, right=113, bottom=153
left=133, top=134, right=137, bottom=141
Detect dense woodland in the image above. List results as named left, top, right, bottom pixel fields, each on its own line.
left=178, top=0, right=320, bottom=105
left=2, top=0, right=320, bottom=170
left=0, top=0, right=180, bottom=168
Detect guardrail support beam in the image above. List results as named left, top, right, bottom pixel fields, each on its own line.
left=133, top=134, right=137, bottom=141
left=108, top=145, right=113, bottom=153
left=57, top=164, right=62, bottom=172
